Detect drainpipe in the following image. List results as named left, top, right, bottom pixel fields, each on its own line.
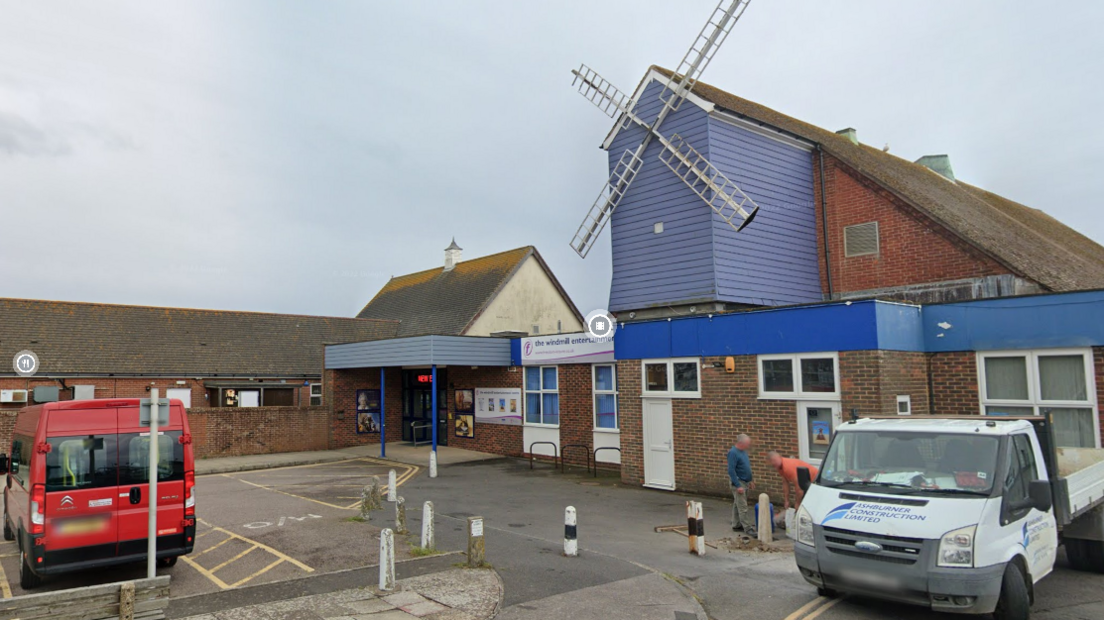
left=817, top=145, right=834, bottom=299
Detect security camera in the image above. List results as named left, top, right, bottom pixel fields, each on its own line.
left=629, top=312, right=636, bottom=319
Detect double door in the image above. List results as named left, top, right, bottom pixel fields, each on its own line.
left=402, top=370, right=447, bottom=445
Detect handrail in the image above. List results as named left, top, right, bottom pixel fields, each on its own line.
left=410, top=421, right=433, bottom=447
left=528, top=441, right=559, bottom=470
left=593, top=447, right=622, bottom=477
left=560, top=444, right=592, bottom=474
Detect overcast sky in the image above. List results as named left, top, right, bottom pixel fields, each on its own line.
left=2, top=1, right=1101, bottom=318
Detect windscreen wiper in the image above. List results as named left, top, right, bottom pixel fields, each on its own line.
left=919, top=488, right=990, bottom=497
left=847, top=481, right=920, bottom=494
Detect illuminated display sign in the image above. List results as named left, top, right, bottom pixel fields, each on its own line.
left=416, top=374, right=433, bottom=384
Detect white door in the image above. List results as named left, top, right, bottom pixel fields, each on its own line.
left=166, top=388, right=192, bottom=408
left=798, top=401, right=842, bottom=466
left=643, top=399, right=675, bottom=490
left=239, top=390, right=260, bottom=407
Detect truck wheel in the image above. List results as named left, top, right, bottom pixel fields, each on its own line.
left=19, top=550, right=42, bottom=590
left=817, top=587, right=838, bottom=598
left=1084, top=540, right=1104, bottom=574
left=1066, top=539, right=1091, bottom=571
left=993, top=562, right=1030, bottom=620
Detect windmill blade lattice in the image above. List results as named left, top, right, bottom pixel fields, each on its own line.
left=659, top=134, right=759, bottom=233
left=658, top=0, right=752, bottom=112
left=570, top=148, right=645, bottom=258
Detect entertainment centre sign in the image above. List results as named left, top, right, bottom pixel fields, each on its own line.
left=520, top=333, right=614, bottom=366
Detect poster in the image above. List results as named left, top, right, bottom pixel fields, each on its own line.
left=356, top=389, right=381, bottom=434
left=454, top=389, right=474, bottom=413
left=224, top=388, right=238, bottom=407
left=474, top=387, right=522, bottom=426
left=455, top=414, right=474, bottom=438
left=811, top=420, right=831, bottom=445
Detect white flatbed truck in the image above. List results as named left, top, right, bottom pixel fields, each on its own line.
left=793, top=414, right=1104, bottom=620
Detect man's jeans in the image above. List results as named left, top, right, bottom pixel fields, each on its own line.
left=731, top=483, right=756, bottom=533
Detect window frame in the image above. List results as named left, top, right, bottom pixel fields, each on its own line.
left=640, top=358, right=701, bottom=398
left=309, top=383, right=323, bottom=406
left=976, top=348, right=1099, bottom=448
left=592, top=364, right=619, bottom=432
left=524, top=365, right=560, bottom=427
left=757, top=352, right=840, bottom=400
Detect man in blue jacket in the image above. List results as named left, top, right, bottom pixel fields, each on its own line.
left=728, top=434, right=757, bottom=536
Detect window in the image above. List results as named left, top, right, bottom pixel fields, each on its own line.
left=310, top=383, right=323, bottom=406
left=978, top=350, right=1097, bottom=447
left=758, top=353, right=839, bottom=399
left=119, top=431, right=184, bottom=485
left=10, top=434, right=32, bottom=488
left=593, top=364, right=618, bottom=430
left=525, top=366, right=559, bottom=425
left=45, top=435, right=118, bottom=492
left=641, top=359, right=700, bottom=398
left=844, top=222, right=879, bottom=257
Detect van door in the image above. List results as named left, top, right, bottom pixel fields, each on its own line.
left=116, top=405, right=187, bottom=558
left=43, top=407, right=120, bottom=564
left=997, top=433, right=1058, bottom=581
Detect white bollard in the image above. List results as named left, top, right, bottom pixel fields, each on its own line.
left=692, top=501, right=705, bottom=556
left=387, top=469, right=397, bottom=502
left=758, top=494, right=773, bottom=544
left=429, top=451, right=438, bottom=479
left=421, top=500, right=435, bottom=550
left=395, top=496, right=408, bottom=534
left=564, top=506, right=578, bottom=557
left=379, top=528, right=395, bottom=591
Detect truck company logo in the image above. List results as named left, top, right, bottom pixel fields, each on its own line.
left=823, top=502, right=928, bottom=525
left=60, top=495, right=74, bottom=507
left=1022, top=515, right=1051, bottom=548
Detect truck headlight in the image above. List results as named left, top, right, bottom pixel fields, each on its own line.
left=796, top=505, right=815, bottom=548
left=938, top=525, right=976, bottom=568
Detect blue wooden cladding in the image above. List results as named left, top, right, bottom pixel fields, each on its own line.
left=606, top=75, right=823, bottom=312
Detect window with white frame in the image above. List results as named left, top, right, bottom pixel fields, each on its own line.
left=309, top=383, right=323, bottom=406
left=593, top=364, right=618, bottom=430
left=525, top=366, right=559, bottom=425
left=978, top=349, right=1098, bottom=448
left=758, top=353, right=840, bottom=399
left=641, top=358, right=700, bottom=398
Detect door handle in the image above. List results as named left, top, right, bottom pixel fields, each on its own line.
left=129, top=487, right=142, bottom=505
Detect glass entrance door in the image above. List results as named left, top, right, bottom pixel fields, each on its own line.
left=402, top=370, right=447, bottom=445
left=798, top=401, right=841, bottom=465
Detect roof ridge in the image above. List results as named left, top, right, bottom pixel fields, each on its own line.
left=384, top=246, right=534, bottom=282
left=0, top=297, right=400, bottom=324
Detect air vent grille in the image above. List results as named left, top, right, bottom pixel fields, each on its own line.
left=844, top=222, right=879, bottom=257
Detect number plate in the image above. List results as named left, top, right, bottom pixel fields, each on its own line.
left=839, top=567, right=901, bottom=590
left=56, top=517, right=109, bottom=536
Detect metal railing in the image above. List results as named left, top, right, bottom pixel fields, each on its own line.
left=593, top=447, right=622, bottom=477
left=560, top=444, right=592, bottom=474
left=528, top=442, right=559, bottom=470
left=410, top=421, right=433, bottom=446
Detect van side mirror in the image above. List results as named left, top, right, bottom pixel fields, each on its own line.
left=797, top=466, right=812, bottom=492
left=1028, top=479, right=1052, bottom=513
left=0, top=454, right=7, bottom=476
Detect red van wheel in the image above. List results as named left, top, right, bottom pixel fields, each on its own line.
left=19, top=550, right=42, bottom=590
left=2, top=518, right=12, bottom=542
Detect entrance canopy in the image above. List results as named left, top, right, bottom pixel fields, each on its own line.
left=325, top=335, right=513, bottom=369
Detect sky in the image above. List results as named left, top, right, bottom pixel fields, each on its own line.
left=1, top=1, right=1102, bottom=318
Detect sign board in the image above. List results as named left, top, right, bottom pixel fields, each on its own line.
left=139, top=398, right=170, bottom=426
left=520, top=333, right=614, bottom=366
left=470, top=518, right=483, bottom=537
left=474, top=388, right=522, bottom=426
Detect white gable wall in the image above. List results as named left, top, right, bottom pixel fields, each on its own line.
left=465, top=255, right=584, bottom=336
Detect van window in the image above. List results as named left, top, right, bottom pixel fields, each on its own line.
left=1005, top=434, right=1039, bottom=504
left=45, top=436, right=118, bottom=492
left=10, top=434, right=33, bottom=488
left=119, top=432, right=184, bottom=485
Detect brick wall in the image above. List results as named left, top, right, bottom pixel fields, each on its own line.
left=554, top=365, right=599, bottom=468
left=0, top=377, right=312, bottom=411
left=446, top=366, right=524, bottom=457
left=839, top=350, right=930, bottom=417
left=1094, top=347, right=1104, bottom=433
left=327, top=368, right=403, bottom=450
left=188, top=406, right=329, bottom=458
left=930, top=351, right=980, bottom=415
left=814, top=152, right=1012, bottom=296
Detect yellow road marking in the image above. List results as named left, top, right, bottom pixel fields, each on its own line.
left=0, top=555, right=11, bottom=598
left=209, top=546, right=256, bottom=573
left=229, top=476, right=352, bottom=510
left=193, top=534, right=234, bottom=557
left=783, top=597, right=829, bottom=620
left=230, top=558, right=284, bottom=588
left=0, top=552, right=16, bottom=559
left=804, top=597, right=845, bottom=620
left=196, top=530, right=217, bottom=539
left=225, top=458, right=419, bottom=511
left=197, top=519, right=313, bottom=572
left=180, top=555, right=232, bottom=590
left=345, top=465, right=419, bottom=509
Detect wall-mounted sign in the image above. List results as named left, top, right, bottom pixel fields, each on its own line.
left=455, top=414, right=474, bottom=438
left=416, top=374, right=433, bottom=384
left=356, top=389, right=381, bottom=434
left=474, top=388, right=522, bottom=426
left=454, top=389, right=474, bottom=413
left=520, top=333, right=614, bottom=366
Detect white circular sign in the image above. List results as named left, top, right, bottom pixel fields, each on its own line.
left=584, top=309, right=616, bottom=341
left=13, top=350, right=39, bottom=377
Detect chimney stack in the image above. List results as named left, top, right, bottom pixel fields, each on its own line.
left=914, top=155, right=955, bottom=181
left=836, top=127, right=858, bottom=145
left=444, top=238, right=463, bottom=271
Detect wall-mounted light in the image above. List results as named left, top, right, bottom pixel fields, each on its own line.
left=725, top=357, right=736, bottom=373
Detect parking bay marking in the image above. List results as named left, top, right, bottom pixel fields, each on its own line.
left=224, top=458, right=419, bottom=511
left=782, top=595, right=847, bottom=620
left=181, top=518, right=314, bottom=590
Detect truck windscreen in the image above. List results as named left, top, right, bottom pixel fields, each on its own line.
left=820, top=431, right=1000, bottom=496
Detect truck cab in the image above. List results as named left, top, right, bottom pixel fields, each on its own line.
left=793, top=416, right=1103, bottom=619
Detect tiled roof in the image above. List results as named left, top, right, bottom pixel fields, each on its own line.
left=651, top=67, right=1104, bottom=292
left=356, top=246, right=577, bottom=337
left=0, top=298, right=399, bottom=376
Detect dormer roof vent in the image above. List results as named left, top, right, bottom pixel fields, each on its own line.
left=915, top=154, right=955, bottom=181
left=444, top=238, right=463, bottom=271
left=836, top=127, right=858, bottom=145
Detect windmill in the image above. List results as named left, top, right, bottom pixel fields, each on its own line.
left=569, top=0, right=759, bottom=258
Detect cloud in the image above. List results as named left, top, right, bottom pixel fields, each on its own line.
left=0, top=111, right=71, bottom=157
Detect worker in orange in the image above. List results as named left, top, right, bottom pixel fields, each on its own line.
left=767, top=451, right=819, bottom=511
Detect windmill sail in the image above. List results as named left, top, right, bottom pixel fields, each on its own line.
left=658, top=0, right=752, bottom=112
left=570, top=148, right=645, bottom=258
left=659, top=134, right=759, bottom=232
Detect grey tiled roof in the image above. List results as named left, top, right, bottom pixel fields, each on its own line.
left=0, top=298, right=399, bottom=376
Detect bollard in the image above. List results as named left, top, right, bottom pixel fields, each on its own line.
left=757, top=494, right=773, bottom=544
left=421, top=500, right=435, bottom=550
left=360, top=476, right=384, bottom=520
left=429, top=451, right=438, bottom=478
left=692, top=501, right=705, bottom=556
left=467, top=516, right=485, bottom=568
left=379, top=528, right=395, bottom=590
left=564, top=506, right=578, bottom=556
left=388, top=469, right=397, bottom=502
left=119, top=581, right=135, bottom=620
left=686, top=501, right=697, bottom=554
left=395, top=496, right=408, bottom=534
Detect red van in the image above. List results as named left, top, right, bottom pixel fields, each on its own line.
left=1, top=399, right=196, bottom=589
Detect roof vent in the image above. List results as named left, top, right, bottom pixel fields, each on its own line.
left=444, top=238, right=463, bottom=272
left=915, top=154, right=955, bottom=181
left=836, top=127, right=858, bottom=145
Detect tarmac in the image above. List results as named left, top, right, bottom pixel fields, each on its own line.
left=195, top=443, right=502, bottom=476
